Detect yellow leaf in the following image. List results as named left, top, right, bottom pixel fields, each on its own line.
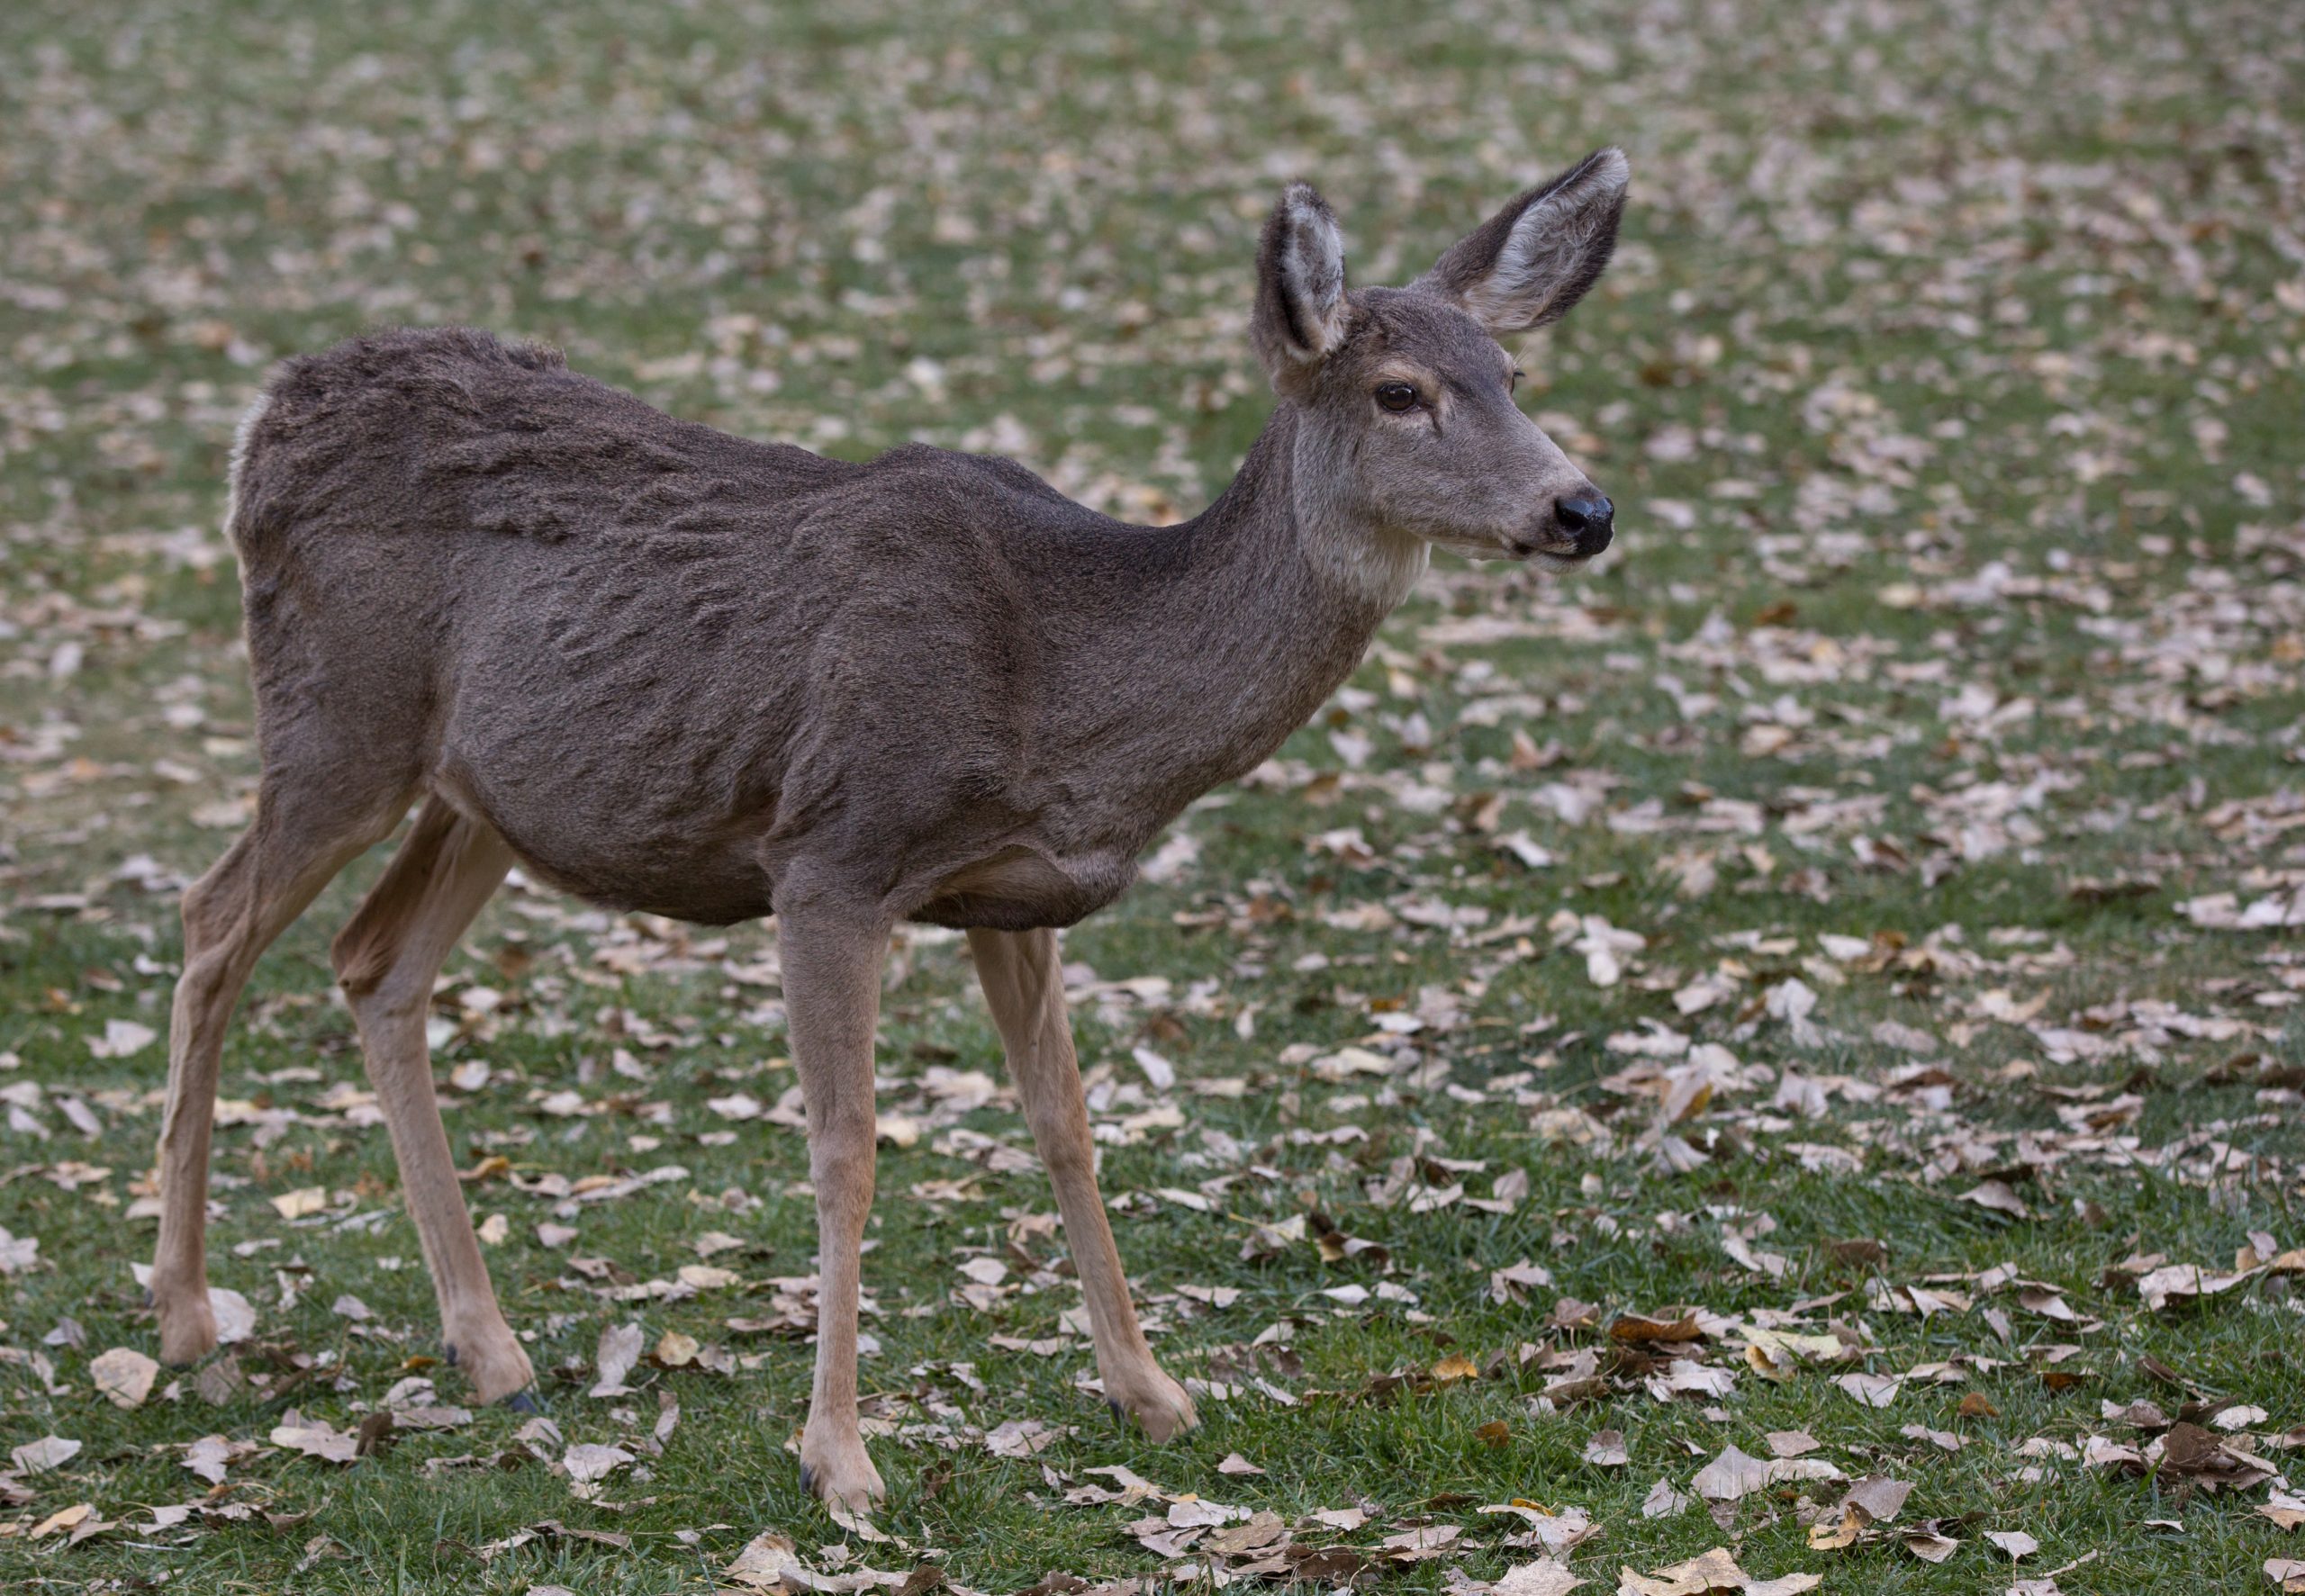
left=270, top=1186, right=329, bottom=1220
left=32, top=1503, right=94, bottom=1539
left=1808, top=1508, right=1864, bottom=1550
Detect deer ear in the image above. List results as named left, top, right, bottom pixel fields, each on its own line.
left=1416, top=147, right=1629, bottom=336
left=1252, top=182, right=1351, bottom=383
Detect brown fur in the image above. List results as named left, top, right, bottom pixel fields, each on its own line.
left=149, top=153, right=1631, bottom=1509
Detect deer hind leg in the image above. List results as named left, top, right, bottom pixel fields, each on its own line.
left=152, top=792, right=400, bottom=1365
left=330, top=796, right=532, bottom=1404
left=968, top=927, right=1198, bottom=1441
left=780, top=894, right=894, bottom=1512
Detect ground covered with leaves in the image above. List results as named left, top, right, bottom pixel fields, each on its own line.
left=4, top=0, right=2304, bottom=1591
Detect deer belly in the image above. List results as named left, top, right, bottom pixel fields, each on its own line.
left=910, top=845, right=1138, bottom=932
left=435, top=773, right=776, bottom=926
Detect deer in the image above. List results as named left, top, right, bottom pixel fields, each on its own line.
left=148, top=148, right=1629, bottom=1511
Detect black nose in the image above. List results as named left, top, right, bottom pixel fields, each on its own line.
left=1555, top=493, right=1614, bottom=556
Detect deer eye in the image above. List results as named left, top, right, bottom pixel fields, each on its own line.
left=1511, top=367, right=1524, bottom=392
left=1375, top=382, right=1420, bottom=413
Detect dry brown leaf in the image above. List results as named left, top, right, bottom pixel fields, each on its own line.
left=270, top=1413, right=357, bottom=1465
left=1584, top=1428, right=1630, bottom=1466
left=1903, top=1528, right=1959, bottom=1564
left=1616, top=1546, right=1821, bottom=1595
left=562, top=1441, right=634, bottom=1483
left=1692, top=1444, right=1772, bottom=1501
left=591, top=1321, right=644, bottom=1397
left=89, top=1347, right=159, bottom=1409
left=2260, top=1492, right=2305, bottom=1532
left=12, top=1434, right=83, bottom=1473
left=1495, top=1558, right=1584, bottom=1596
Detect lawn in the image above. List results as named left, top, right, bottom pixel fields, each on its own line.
left=3, top=0, right=2303, bottom=1591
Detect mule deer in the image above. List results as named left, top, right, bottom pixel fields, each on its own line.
left=150, top=149, right=1628, bottom=1510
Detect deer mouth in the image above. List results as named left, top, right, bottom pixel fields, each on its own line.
left=1506, top=534, right=1593, bottom=565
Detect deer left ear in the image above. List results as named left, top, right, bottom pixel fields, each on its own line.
left=1251, top=182, right=1351, bottom=386
left=1416, top=147, right=1629, bottom=336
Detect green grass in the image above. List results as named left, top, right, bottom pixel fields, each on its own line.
left=4, top=0, right=2304, bottom=1591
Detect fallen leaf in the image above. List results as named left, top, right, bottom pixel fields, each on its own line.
left=1376, top=1524, right=1460, bottom=1562
left=12, top=1434, right=83, bottom=1473
left=271, top=1414, right=358, bottom=1464
left=31, top=1502, right=96, bottom=1539
left=2260, top=1492, right=2305, bottom=1533
left=1903, top=1528, right=1959, bottom=1564
left=210, top=1287, right=258, bottom=1344
left=270, top=1186, right=330, bottom=1220
left=1693, top=1444, right=1772, bottom=1501
left=1496, top=1558, right=1584, bottom=1596
left=983, top=1418, right=1068, bottom=1458
left=1617, top=1546, right=1821, bottom=1595
left=1955, top=1177, right=2033, bottom=1220
left=89, top=1346, right=160, bottom=1409
left=184, top=1434, right=240, bottom=1483
left=1839, top=1475, right=1913, bottom=1523
left=89, top=1018, right=157, bottom=1059
left=1641, top=1477, right=1693, bottom=1519
left=726, top=1530, right=809, bottom=1590
left=563, top=1442, right=634, bottom=1483
left=1834, top=1371, right=1903, bottom=1407
left=1585, top=1429, right=1630, bottom=1466
left=591, top=1321, right=644, bottom=1396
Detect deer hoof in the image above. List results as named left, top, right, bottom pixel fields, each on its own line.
left=500, top=1388, right=544, bottom=1414
left=153, top=1288, right=219, bottom=1367
left=444, top=1324, right=536, bottom=1406
left=1112, top=1371, right=1198, bottom=1443
left=799, top=1430, right=885, bottom=1514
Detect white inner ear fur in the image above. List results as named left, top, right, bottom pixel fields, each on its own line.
left=1278, top=189, right=1349, bottom=359
left=1462, top=148, right=1629, bottom=333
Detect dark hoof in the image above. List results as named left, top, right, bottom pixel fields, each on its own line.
left=442, top=1342, right=459, bottom=1367
left=1107, top=1398, right=1126, bottom=1423
left=799, top=1464, right=817, bottom=1496
left=500, top=1388, right=543, bottom=1414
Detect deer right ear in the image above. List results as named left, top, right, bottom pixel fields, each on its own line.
left=1251, top=182, right=1351, bottom=386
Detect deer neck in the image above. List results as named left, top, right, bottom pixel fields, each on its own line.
left=1046, top=404, right=1425, bottom=821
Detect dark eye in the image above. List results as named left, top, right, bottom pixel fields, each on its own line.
left=1510, top=367, right=1524, bottom=392
left=1376, top=382, right=1419, bottom=413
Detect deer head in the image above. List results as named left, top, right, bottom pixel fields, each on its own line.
left=1250, top=148, right=1629, bottom=580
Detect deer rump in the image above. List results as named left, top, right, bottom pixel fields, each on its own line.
left=230, top=327, right=1164, bottom=932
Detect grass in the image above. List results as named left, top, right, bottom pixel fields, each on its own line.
left=3, top=0, right=2304, bottom=1591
